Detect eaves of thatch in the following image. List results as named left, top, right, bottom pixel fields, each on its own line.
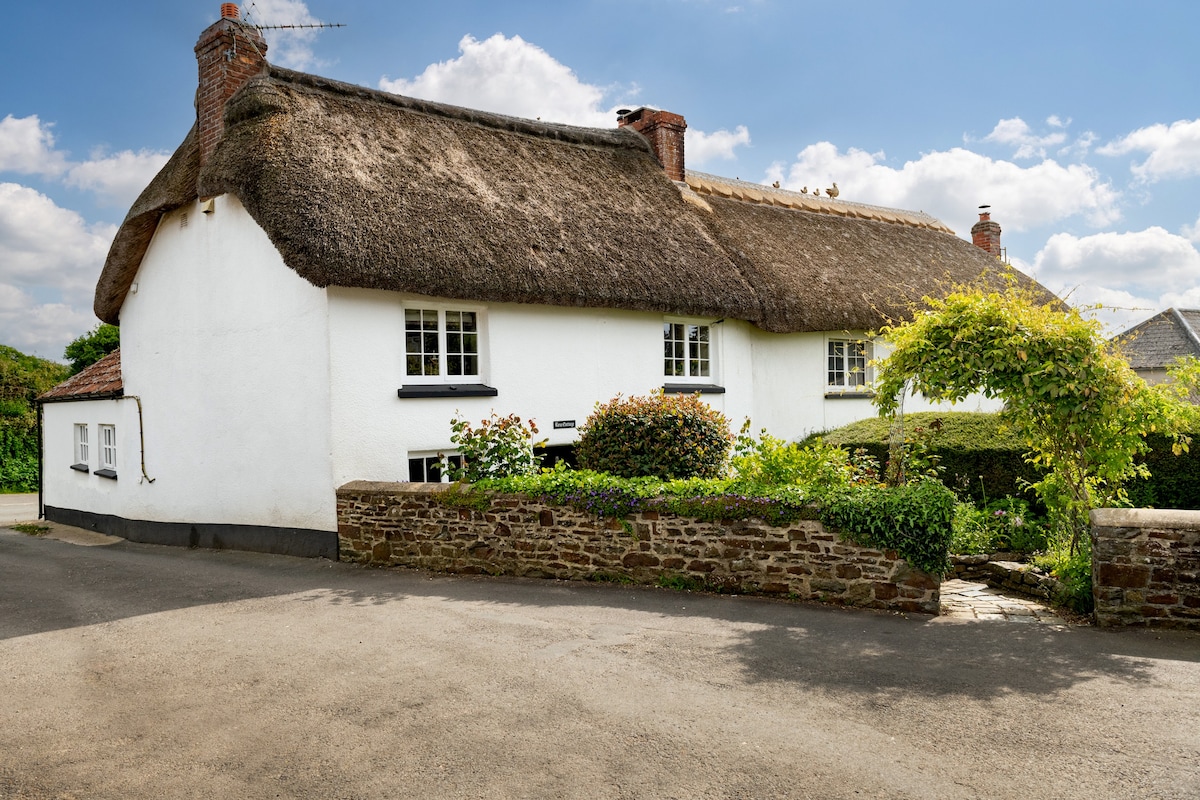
left=95, top=64, right=1038, bottom=333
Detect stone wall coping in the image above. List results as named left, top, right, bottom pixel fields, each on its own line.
left=1091, top=507, right=1200, bottom=529
left=338, top=480, right=453, bottom=495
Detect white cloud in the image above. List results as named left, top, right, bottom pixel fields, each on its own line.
left=241, top=0, right=324, bottom=70
left=1182, top=213, right=1200, bottom=244
left=0, top=182, right=116, bottom=357
left=1028, top=227, right=1200, bottom=333
left=687, top=125, right=750, bottom=166
left=380, top=33, right=748, bottom=163
left=1097, top=118, right=1200, bottom=181
left=0, top=114, right=68, bottom=177
left=381, top=34, right=619, bottom=127
left=766, top=142, right=1120, bottom=235
left=983, top=117, right=1067, bottom=160
left=65, top=149, right=169, bottom=208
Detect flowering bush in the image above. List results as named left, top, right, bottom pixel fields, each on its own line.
left=576, top=391, right=731, bottom=479
left=950, top=497, right=1047, bottom=555
left=449, top=412, right=544, bottom=482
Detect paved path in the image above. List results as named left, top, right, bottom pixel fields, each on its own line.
left=2, top=526, right=1199, bottom=799
left=0, top=493, right=37, bottom=525
left=940, top=578, right=1067, bottom=624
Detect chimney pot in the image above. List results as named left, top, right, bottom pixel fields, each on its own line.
left=221, top=3, right=240, bottom=19
left=971, top=207, right=1002, bottom=257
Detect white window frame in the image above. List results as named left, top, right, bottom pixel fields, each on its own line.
left=99, top=424, right=117, bottom=471
left=827, top=337, right=873, bottom=391
left=663, top=319, right=716, bottom=382
left=407, top=451, right=463, bottom=483
left=74, top=424, right=89, bottom=466
left=402, top=304, right=485, bottom=384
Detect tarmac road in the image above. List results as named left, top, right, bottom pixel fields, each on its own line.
left=1, top=523, right=1198, bottom=800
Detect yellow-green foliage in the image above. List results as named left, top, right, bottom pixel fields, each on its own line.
left=577, top=391, right=732, bottom=479
left=874, top=277, right=1198, bottom=547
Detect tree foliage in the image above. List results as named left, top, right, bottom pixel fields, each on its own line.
left=873, top=277, right=1199, bottom=549
left=0, top=344, right=70, bottom=492
left=64, top=323, right=119, bottom=376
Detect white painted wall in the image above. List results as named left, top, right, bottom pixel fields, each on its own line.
left=110, top=196, right=336, bottom=530
left=41, top=399, right=140, bottom=517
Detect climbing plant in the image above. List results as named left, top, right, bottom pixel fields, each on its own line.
left=873, top=276, right=1199, bottom=551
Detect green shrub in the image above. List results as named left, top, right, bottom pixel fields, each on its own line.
left=820, top=479, right=957, bottom=575
left=807, top=411, right=1044, bottom=506
left=1125, top=432, right=1200, bottom=510
left=950, top=498, right=1047, bottom=555
left=1034, top=532, right=1094, bottom=614
left=576, top=392, right=731, bottom=479
left=731, top=422, right=879, bottom=496
left=449, top=412, right=544, bottom=482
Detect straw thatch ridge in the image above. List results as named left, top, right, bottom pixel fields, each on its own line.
left=94, top=63, right=1041, bottom=333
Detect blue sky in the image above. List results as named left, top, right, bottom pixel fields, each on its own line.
left=2, top=0, right=1199, bottom=359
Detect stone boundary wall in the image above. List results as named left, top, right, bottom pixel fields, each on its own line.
left=337, top=481, right=940, bottom=614
left=1092, top=508, right=1200, bottom=629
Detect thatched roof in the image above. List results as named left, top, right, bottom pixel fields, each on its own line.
left=95, top=64, right=1039, bottom=333
left=39, top=349, right=123, bottom=402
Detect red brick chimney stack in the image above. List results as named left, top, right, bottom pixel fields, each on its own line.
left=971, top=206, right=1002, bottom=257
left=618, top=107, right=687, bottom=182
left=195, top=3, right=268, bottom=166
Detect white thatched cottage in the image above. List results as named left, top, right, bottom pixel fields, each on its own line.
left=39, top=5, right=1039, bottom=556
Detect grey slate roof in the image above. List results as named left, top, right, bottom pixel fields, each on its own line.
left=1114, top=309, right=1200, bottom=370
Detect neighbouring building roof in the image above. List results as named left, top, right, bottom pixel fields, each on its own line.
left=95, top=63, right=1042, bottom=333
left=1115, top=308, right=1200, bottom=371
left=38, top=349, right=123, bottom=402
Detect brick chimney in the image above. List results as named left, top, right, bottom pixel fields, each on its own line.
left=618, top=107, right=687, bottom=182
left=971, top=206, right=1002, bottom=257
left=195, top=3, right=268, bottom=166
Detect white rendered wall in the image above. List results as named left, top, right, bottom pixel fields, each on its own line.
left=114, top=196, right=336, bottom=530
left=325, top=293, right=996, bottom=484
left=41, top=399, right=140, bottom=517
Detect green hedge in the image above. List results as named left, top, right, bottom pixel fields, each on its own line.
left=803, top=412, right=1044, bottom=506
left=1126, top=433, right=1200, bottom=510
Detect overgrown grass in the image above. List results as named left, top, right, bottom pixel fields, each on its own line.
left=10, top=523, right=48, bottom=536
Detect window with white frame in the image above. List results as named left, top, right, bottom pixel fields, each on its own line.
left=827, top=338, right=872, bottom=390
left=73, top=424, right=89, bottom=466
left=99, top=424, right=117, bottom=471
left=407, top=452, right=463, bottom=483
left=404, top=308, right=480, bottom=381
left=664, top=322, right=712, bottom=380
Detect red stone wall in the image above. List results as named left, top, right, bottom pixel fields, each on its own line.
left=336, top=481, right=941, bottom=614
left=1092, top=508, right=1200, bottom=629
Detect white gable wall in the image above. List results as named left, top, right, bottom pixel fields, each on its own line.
left=112, top=196, right=336, bottom=531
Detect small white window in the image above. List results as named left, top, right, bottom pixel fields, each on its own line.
left=664, top=322, right=712, bottom=379
left=99, top=425, right=117, bottom=471
left=74, top=424, right=89, bottom=466
left=407, top=452, right=463, bottom=483
left=828, top=339, right=872, bottom=389
left=404, top=308, right=481, bottom=381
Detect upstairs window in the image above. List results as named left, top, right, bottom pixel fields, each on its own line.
left=664, top=322, right=711, bottom=380
left=828, top=339, right=872, bottom=390
left=405, top=308, right=480, bottom=380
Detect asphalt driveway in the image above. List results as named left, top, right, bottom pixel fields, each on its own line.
left=2, top=524, right=1198, bottom=799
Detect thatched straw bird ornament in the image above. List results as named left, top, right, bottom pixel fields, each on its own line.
left=826, top=182, right=840, bottom=199
left=772, top=180, right=780, bottom=189
left=800, top=186, right=808, bottom=194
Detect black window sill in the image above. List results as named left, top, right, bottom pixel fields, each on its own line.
left=662, top=383, right=726, bottom=395
left=824, top=391, right=875, bottom=400
left=95, top=469, right=118, bottom=480
left=397, top=383, right=498, bottom=399
left=70, top=463, right=90, bottom=473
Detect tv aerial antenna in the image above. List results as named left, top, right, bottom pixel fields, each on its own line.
left=240, top=2, right=345, bottom=32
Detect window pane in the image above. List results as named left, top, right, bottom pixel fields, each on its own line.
left=448, top=355, right=462, bottom=375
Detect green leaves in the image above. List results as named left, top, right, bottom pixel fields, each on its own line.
left=449, top=412, right=543, bottom=482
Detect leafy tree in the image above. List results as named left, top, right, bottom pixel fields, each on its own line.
left=873, top=277, right=1199, bottom=551
left=64, top=323, right=119, bottom=375
left=0, top=345, right=70, bottom=492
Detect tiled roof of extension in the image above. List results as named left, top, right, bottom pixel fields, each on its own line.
left=1114, top=309, right=1200, bottom=371
left=38, top=349, right=123, bottom=402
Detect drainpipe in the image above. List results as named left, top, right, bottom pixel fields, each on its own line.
left=36, top=401, right=44, bottom=519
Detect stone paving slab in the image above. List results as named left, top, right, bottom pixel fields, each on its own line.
left=940, top=578, right=1069, bottom=625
